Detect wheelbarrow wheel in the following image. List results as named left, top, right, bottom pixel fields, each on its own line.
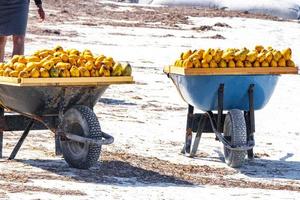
left=60, top=105, right=102, bottom=169
left=223, top=109, right=247, bottom=168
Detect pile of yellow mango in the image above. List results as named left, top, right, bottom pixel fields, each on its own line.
left=174, top=45, right=296, bottom=68
left=0, top=46, right=132, bottom=78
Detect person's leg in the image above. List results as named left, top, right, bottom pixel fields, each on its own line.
left=12, top=35, right=25, bottom=56
left=0, top=36, right=7, bottom=62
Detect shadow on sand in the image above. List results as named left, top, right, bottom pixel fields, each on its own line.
left=17, top=158, right=193, bottom=186
left=196, top=150, right=300, bottom=181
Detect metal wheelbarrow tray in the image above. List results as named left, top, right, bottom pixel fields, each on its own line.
left=164, top=66, right=298, bottom=168
left=0, top=76, right=134, bottom=169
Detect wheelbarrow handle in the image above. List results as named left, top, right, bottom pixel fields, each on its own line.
left=64, top=131, right=114, bottom=146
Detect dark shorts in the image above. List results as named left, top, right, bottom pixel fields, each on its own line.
left=0, top=0, right=29, bottom=36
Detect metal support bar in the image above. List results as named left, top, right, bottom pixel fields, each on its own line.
left=248, top=84, right=255, bottom=133
left=3, top=114, right=58, bottom=131
left=182, top=105, right=194, bottom=154
left=247, top=84, right=255, bottom=159
left=206, top=112, right=254, bottom=151
left=64, top=131, right=114, bottom=146
left=55, top=89, right=66, bottom=156
left=217, top=84, right=224, bottom=133
left=0, top=107, right=3, bottom=158
left=190, top=115, right=207, bottom=157
left=8, top=120, right=34, bottom=160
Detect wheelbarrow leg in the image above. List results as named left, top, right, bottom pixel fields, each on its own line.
left=0, top=107, right=3, bottom=158
left=247, top=84, right=255, bottom=159
left=55, top=89, right=65, bottom=156
left=55, top=135, right=62, bottom=156
left=190, top=115, right=207, bottom=157
left=216, top=84, right=224, bottom=141
left=182, top=105, right=194, bottom=154
left=8, top=120, right=34, bottom=160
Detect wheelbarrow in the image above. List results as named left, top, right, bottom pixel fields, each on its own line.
left=0, top=76, right=133, bottom=169
left=164, top=66, right=298, bottom=168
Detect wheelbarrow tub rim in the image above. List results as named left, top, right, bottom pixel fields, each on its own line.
left=0, top=76, right=134, bottom=87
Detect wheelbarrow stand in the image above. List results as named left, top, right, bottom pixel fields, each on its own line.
left=182, top=84, right=256, bottom=160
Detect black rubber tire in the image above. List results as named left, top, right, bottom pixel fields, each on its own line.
left=60, top=105, right=102, bottom=169
left=223, top=109, right=247, bottom=168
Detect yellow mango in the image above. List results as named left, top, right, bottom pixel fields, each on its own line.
left=195, top=49, right=205, bottom=59
left=56, top=62, right=71, bottom=70
left=26, top=56, right=40, bottom=63
left=99, top=65, right=111, bottom=77
left=30, top=68, right=40, bottom=78
left=203, top=50, right=213, bottom=63
left=25, top=62, right=39, bottom=72
left=219, top=60, right=227, bottom=68
left=83, top=54, right=94, bottom=62
left=39, top=51, right=49, bottom=59
left=246, top=51, right=258, bottom=63
left=261, top=61, right=269, bottom=67
left=77, top=57, right=87, bottom=66
left=253, top=61, right=260, bottom=67
left=18, top=71, right=29, bottom=78
left=90, top=69, right=99, bottom=77
left=244, top=61, right=252, bottom=68
left=228, top=60, right=235, bottom=68
left=70, top=66, right=80, bottom=77
left=265, top=52, right=273, bottom=63
left=272, top=50, right=282, bottom=61
left=69, top=49, right=80, bottom=56
left=3, top=68, right=13, bottom=76
left=281, top=48, right=292, bottom=60
left=257, top=52, right=266, bottom=63
left=192, top=58, right=201, bottom=68
left=9, top=70, right=19, bottom=77
left=39, top=55, right=53, bottom=65
left=85, top=61, right=94, bottom=71
left=236, top=60, right=244, bottom=68
left=255, top=45, right=264, bottom=53
left=18, top=56, right=27, bottom=64
left=201, top=60, right=209, bottom=68
left=209, top=60, right=218, bottom=68
left=54, top=45, right=64, bottom=52
left=42, top=61, right=55, bottom=70
left=270, top=60, right=278, bottom=67
left=11, top=55, right=20, bottom=63
left=40, top=68, right=50, bottom=78
left=112, top=62, right=123, bottom=76
left=59, top=69, right=71, bottom=77
left=181, top=50, right=192, bottom=60
left=78, top=67, right=90, bottom=77
left=278, top=58, right=286, bottom=67
left=286, top=60, right=295, bottom=67
left=183, top=59, right=193, bottom=69
left=60, top=54, right=69, bottom=62
left=95, top=55, right=106, bottom=69
left=51, top=57, right=62, bottom=64
left=53, top=52, right=62, bottom=58
left=15, top=63, right=26, bottom=72
left=222, top=51, right=234, bottom=61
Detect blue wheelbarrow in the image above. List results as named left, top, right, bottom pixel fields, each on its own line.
left=164, top=66, right=298, bottom=168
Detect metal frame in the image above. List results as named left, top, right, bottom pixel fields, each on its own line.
left=0, top=95, right=114, bottom=159
left=182, top=84, right=256, bottom=158
left=0, top=113, right=59, bottom=159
